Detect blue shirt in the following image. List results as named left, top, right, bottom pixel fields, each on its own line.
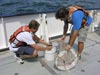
left=72, top=10, right=92, bottom=30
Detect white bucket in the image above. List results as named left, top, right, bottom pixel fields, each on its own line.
left=44, top=47, right=56, bottom=61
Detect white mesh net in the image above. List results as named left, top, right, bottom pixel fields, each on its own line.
left=55, top=49, right=78, bottom=70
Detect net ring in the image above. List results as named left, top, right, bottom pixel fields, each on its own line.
left=55, top=48, right=78, bottom=70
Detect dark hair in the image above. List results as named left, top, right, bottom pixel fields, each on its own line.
left=55, top=7, right=69, bottom=19
left=29, top=20, right=40, bottom=30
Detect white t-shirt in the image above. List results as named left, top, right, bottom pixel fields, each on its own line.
left=9, top=32, right=35, bottom=52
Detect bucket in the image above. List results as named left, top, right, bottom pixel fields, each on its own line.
left=44, top=47, right=56, bottom=61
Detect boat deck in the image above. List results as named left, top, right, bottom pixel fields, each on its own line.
left=0, top=31, right=100, bottom=75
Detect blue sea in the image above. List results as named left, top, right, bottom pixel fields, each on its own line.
left=0, top=0, right=99, bottom=17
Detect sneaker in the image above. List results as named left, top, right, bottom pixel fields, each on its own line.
left=78, top=54, right=81, bottom=60
left=14, top=54, right=24, bottom=64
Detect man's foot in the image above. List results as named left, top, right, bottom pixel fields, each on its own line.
left=14, top=54, right=24, bottom=64
left=77, top=54, right=81, bottom=60
left=76, top=51, right=81, bottom=60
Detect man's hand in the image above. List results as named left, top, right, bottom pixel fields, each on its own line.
left=61, top=35, right=66, bottom=41
left=46, top=45, right=52, bottom=50
left=63, top=44, right=71, bottom=51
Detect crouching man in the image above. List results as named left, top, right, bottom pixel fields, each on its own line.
left=9, top=20, right=52, bottom=64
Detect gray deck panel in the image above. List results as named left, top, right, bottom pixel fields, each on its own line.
left=0, top=32, right=100, bottom=75
left=0, top=53, right=51, bottom=75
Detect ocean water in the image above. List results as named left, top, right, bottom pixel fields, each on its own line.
left=0, top=0, right=99, bottom=17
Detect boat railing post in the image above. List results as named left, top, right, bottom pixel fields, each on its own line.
left=42, top=14, right=56, bottom=61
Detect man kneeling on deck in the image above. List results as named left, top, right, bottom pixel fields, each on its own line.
left=9, top=20, right=52, bottom=64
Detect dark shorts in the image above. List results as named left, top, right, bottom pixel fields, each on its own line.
left=15, top=46, right=34, bottom=55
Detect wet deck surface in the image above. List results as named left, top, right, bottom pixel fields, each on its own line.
left=0, top=31, right=100, bottom=75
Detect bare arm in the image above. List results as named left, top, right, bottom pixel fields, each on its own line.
left=39, top=39, right=50, bottom=46
left=32, top=34, right=51, bottom=46
left=63, top=21, right=69, bottom=35
left=64, top=30, right=79, bottom=50
left=32, top=34, right=40, bottom=43
left=30, top=44, right=52, bottom=51
left=61, top=21, right=69, bottom=41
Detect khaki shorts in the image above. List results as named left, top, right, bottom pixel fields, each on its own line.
left=71, top=26, right=89, bottom=42
left=78, top=26, right=89, bottom=42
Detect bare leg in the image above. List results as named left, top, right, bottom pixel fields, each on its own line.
left=77, top=42, right=84, bottom=55
left=77, top=42, right=84, bottom=59
left=21, top=50, right=38, bottom=59
left=33, top=50, right=38, bottom=57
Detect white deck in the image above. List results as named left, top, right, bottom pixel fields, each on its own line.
left=0, top=31, right=100, bottom=75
